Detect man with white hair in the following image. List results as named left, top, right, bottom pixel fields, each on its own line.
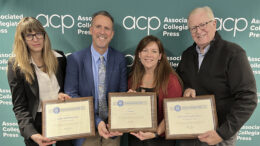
left=176, top=6, right=257, bottom=146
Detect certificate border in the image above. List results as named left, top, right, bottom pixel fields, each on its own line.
left=108, top=92, right=157, bottom=132
left=42, top=97, right=95, bottom=141
left=163, top=95, right=218, bottom=139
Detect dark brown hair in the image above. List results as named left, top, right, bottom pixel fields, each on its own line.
left=129, top=35, right=183, bottom=94
left=92, top=10, right=114, bottom=28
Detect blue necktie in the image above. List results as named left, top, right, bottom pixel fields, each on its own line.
left=98, top=56, right=108, bottom=120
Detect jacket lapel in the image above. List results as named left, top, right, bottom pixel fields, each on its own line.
left=84, top=48, right=95, bottom=96
left=191, top=44, right=199, bottom=73
left=29, top=68, right=39, bottom=100
left=198, top=37, right=217, bottom=74
left=56, top=59, right=63, bottom=92
left=106, top=48, right=114, bottom=90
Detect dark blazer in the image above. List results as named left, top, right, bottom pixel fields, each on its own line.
left=7, top=51, right=66, bottom=140
left=64, top=46, right=127, bottom=97
left=64, top=46, right=127, bottom=146
left=177, top=32, right=257, bottom=140
left=64, top=46, right=127, bottom=118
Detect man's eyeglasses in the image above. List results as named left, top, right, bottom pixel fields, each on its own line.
left=24, top=32, right=44, bottom=41
left=189, top=20, right=213, bottom=33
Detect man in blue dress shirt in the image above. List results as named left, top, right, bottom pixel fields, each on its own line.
left=64, top=10, right=127, bottom=146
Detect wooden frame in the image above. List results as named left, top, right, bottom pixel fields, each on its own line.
left=164, top=95, right=218, bottom=139
left=108, top=92, right=157, bottom=132
left=42, top=97, right=95, bottom=140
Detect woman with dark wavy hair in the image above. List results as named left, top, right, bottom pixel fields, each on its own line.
left=128, top=35, right=183, bottom=146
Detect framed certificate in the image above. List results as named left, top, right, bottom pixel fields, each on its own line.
left=108, top=92, right=157, bottom=132
left=164, top=95, right=218, bottom=139
left=42, top=97, right=95, bottom=140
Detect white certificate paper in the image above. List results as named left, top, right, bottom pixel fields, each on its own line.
left=167, top=99, right=214, bottom=135
left=110, top=96, right=152, bottom=129
left=45, top=100, right=91, bottom=138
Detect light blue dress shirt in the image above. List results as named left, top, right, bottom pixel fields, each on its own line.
left=196, top=45, right=210, bottom=70
left=90, top=44, right=108, bottom=126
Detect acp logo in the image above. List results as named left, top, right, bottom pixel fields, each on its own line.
left=117, top=100, right=124, bottom=107
left=216, top=17, right=248, bottom=37
left=123, top=16, right=161, bottom=35
left=36, top=14, right=75, bottom=34
left=53, top=107, right=60, bottom=114
left=174, top=105, right=181, bottom=112
left=125, top=54, right=135, bottom=67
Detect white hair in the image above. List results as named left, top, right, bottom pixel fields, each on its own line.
left=188, top=6, right=215, bottom=26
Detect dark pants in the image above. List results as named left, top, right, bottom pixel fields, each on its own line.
left=128, top=134, right=176, bottom=146
left=24, top=112, right=73, bottom=146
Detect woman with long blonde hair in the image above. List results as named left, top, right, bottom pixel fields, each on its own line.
left=7, top=17, right=72, bottom=146
left=128, top=35, right=183, bottom=146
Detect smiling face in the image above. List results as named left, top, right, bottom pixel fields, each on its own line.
left=139, top=41, right=162, bottom=71
left=188, top=10, right=216, bottom=50
left=25, top=31, right=44, bottom=54
left=90, top=15, right=114, bottom=54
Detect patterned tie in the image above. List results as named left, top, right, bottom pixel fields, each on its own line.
left=98, top=56, right=108, bottom=120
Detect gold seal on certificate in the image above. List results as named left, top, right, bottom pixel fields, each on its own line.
left=108, top=92, right=157, bottom=132
left=42, top=97, right=95, bottom=140
left=164, top=95, right=218, bottom=139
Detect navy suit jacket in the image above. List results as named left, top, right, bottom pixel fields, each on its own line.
left=64, top=46, right=127, bottom=137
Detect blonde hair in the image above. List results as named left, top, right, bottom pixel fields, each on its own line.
left=12, top=17, right=58, bottom=84
left=188, top=6, right=215, bottom=26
